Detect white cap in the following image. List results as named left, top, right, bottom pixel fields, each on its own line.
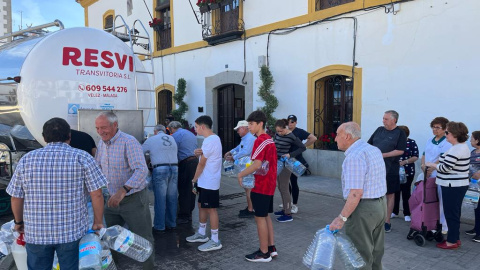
left=233, top=120, right=248, bottom=130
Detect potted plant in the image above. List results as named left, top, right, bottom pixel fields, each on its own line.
left=196, top=0, right=210, bottom=13
left=320, top=132, right=338, bottom=150
left=148, top=18, right=163, bottom=32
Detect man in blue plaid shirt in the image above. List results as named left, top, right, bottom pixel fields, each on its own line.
left=7, top=118, right=107, bottom=270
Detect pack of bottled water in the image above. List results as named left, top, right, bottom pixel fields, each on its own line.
left=99, top=225, right=152, bottom=262
left=277, top=158, right=285, bottom=176
left=336, top=232, right=366, bottom=270
left=284, top=157, right=306, bottom=177
left=241, top=174, right=255, bottom=189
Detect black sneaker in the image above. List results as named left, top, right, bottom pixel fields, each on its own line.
left=239, top=207, right=249, bottom=214
left=239, top=209, right=255, bottom=218
left=473, top=235, right=480, bottom=243
left=245, top=249, right=272, bottom=262
left=465, top=229, right=476, bottom=236
left=268, top=245, right=278, bottom=258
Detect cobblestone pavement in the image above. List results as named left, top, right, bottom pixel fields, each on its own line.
left=116, top=175, right=480, bottom=270
left=2, top=175, right=480, bottom=270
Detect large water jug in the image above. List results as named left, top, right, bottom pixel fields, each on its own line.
left=100, top=225, right=152, bottom=262
left=464, top=178, right=480, bottom=209
left=79, top=230, right=102, bottom=270
left=11, top=233, right=27, bottom=270
left=285, top=158, right=306, bottom=177
left=399, top=166, right=406, bottom=184
left=277, top=159, right=285, bottom=176
left=241, top=174, right=255, bottom=189
left=336, top=232, right=365, bottom=270
left=303, top=226, right=336, bottom=270
left=223, top=160, right=235, bottom=176
left=101, top=242, right=117, bottom=270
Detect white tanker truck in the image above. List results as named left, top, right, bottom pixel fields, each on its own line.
left=0, top=19, right=156, bottom=186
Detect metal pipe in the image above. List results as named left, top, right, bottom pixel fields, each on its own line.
left=0, top=19, right=64, bottom=41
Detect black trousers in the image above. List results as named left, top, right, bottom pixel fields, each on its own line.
left=177, top=158, right=198, bottom=218
left=475, top=199, right=480, bottom=236
left=393, top=175, right=414, bottom=216
left=441, top=185, right=468, bottom=243
left=289, top=174, right=299, bottom=205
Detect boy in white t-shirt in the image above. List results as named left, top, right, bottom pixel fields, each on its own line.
left=186, top=115, right=223, bottom=252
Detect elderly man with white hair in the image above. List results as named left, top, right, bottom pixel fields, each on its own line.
left=329, top=122, right=387, bottom=270
left=224, top=120, right=256, bottom=218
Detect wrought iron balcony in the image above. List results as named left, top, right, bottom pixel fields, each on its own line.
left=201, top=0, right=244, bottom=46
left=155, top=23, right=172, bottom=51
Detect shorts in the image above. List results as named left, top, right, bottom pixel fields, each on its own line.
left=386, top=174, right=400, bottom=194
left=251, top=191, right=273, bottom=217
left=197, top=187, right=219, bottom=208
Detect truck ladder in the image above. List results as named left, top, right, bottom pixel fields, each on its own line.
left=107, top=15, right=157, bottom=130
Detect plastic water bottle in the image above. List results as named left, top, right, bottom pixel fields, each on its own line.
left=101, top=242, right=117, bottom=270
left=11, top=233, right=27, bottom=270
left=303, top=226, right=336, bottom=270
left=241, top=174, right=255, bottom=189
left=0, top=239, right=10, bottom=265
left=52, top=252, right=59, bottom=270
left=1, top=220, right=14, bottom=234
left=79, top=230, right=102, bottom=270
left=285, top=158, right=306, bottom=177
left=223, top=160, right=235, bottom=176
left=336, top=232, right=365, bottom=270
left=399, top=166, right=407, bottom=184
left=277, top=159, right=285, bottom=176
left=464, top=179, right=480, bottom=208
left=100, top=225, right=152, bottom=262
left=234, top=156, right=252, bottom=173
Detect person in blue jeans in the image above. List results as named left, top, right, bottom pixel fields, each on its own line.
left=7, top=118, right=107, bottom=270
left=143, top=124, right=179, bottom=232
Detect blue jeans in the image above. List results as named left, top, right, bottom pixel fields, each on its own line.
left=152, top=165, right=178, bottom=230
left=26, top=239, right=80, bottom=270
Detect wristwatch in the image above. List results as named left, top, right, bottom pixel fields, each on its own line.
left=339, top=214, right=348, bottom=222
left=14, top=220, right=24, bottom=225
left=123, top=185, right=131, bottom=193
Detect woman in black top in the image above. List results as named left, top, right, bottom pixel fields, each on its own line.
left=273, top=119, right=306, bottom=222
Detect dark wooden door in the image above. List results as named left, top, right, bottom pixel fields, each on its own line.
left=157, top=90, right=172, bottom=125
left=217, top=85, right=242, bottom=155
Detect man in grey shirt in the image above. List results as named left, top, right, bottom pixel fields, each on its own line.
left=143, top=124, right=178, bottom=232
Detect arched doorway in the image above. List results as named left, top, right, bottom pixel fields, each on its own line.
left=157, top=88, right=173, bottom=126
left=217, top=84, right=245, bottom=155
left=307, top=65, right=362, bottom=150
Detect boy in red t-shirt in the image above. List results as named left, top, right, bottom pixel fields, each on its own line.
left=238, top=110, right=278, bottom=262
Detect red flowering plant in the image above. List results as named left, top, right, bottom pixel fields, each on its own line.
left=148, top=18, right=163, bottom=31
left=196, top=0, right=208, bottom=7
left=320, top=132, right=337, bottom=150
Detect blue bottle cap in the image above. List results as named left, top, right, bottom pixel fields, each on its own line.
left=472, top=178, right=478, bottom=184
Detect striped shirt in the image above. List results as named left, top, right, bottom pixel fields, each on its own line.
left=7, top=143, right=107, bottom=245
left=435, top=143, right=470, bottom=187
left=342, top=140, right=387, bottom=199
left=274, top=132, right=306, bottom=158
left=96, top=130, right=148, bottom=196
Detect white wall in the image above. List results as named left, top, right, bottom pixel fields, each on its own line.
left=86, top=0, right=480, bottom=154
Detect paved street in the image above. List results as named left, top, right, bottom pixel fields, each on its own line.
left=2, top=174, right=480, bottom=270
left=116, top=174, right=480, bottom=270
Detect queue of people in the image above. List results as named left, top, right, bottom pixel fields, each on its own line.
left=4, top=108, right=479, bottom=269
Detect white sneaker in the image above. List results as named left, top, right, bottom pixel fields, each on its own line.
left=279, top=204, right=283, bottom=208
left=390, top=213, right=398, bottom=219
left=291, top=204, right=298, bottom=214
left=186, top=232, right=209, bottom=243
left=198, top=239, right=222, bottom=252
left=404, top=216, right=411, bottom=222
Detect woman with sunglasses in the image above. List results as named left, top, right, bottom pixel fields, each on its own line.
left=426, top=122, right=470, bottom=249
left=420, top=117, right=452, bottom=234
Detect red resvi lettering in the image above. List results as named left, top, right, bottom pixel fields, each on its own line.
left=62, top=47, right=134, bottom=72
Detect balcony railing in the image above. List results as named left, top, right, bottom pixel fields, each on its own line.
left=201, top=0, right=244, bottom=46
left=155, top=24, right=172, bottom=51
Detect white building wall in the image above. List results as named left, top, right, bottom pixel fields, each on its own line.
left=85, top=0, right=480, bottom=154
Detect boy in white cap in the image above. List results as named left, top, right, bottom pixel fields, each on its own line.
left=224, top=120, right=257, bottom=218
